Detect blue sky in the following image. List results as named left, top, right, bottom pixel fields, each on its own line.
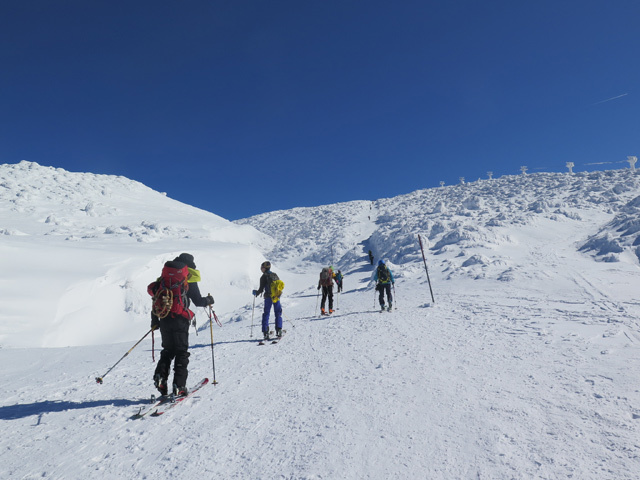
left=1, top=1, right=639, bottom=220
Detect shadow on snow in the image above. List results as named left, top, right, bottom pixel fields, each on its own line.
left=0, top=398, right=148, bottom=421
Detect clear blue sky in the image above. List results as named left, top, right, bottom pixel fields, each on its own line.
left=2, top=1, right=639, bottom=219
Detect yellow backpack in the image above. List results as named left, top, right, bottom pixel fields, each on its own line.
left=271, top=279, right=285, bottom=303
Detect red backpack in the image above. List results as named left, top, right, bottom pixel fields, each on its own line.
left=148, top=261, right=194, bottom=320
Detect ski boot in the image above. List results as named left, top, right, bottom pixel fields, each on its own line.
left=276, top=328, right=283, bottom=338
left=173, top=384, right=189, bottom=397
left=154, top=374, right=168, bottom=396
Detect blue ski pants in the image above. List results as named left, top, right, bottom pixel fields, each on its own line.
left=262, top=297, right=283, bottom=333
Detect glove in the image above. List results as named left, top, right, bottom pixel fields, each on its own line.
left=317, top=285, right=321, bottom=290
left=150, top=315, right=160, bottom=331
left=205, top=294, right=214, bottom=305
left=252, top=289, right=259, bottom=296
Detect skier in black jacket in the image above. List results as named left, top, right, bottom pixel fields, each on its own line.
left=252, top=261, right=283, bottom=340
left=150, top=253, right=213, bottom=396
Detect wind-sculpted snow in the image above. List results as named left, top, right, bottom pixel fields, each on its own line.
left=238, top=169, right=640, bottom=279
left=580, top=194, right=640, bottom=262
left=235, top=200, right=376, bottom=268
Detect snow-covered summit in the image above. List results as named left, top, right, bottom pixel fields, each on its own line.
left=0, top=160, right=256, bottom=243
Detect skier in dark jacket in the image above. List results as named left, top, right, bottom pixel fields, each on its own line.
left=252, top=261, right=283, bottom=340
left=150, top=253, right=213, bottom=396
left=317, top=266, right=334, bottom=315
left=373, top=260, right=395, bottom=311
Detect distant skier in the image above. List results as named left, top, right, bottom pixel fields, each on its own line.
left=253, top=261, right=284, bottom=340
left=317, top=266, right=334, bottom=315
left=335, top=269, right=344, bottom=293
left=149, top=253, right=214, bottom=397
left=374, top=260, right=395, bottom=311
left=368, top=250, right=374, bottom=265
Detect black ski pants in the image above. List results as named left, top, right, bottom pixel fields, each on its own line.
left=378, top=283, right=392, bottom=307
left=321, top=285, right=333, bottom=311
left=154, top=314, right=190, bottom=389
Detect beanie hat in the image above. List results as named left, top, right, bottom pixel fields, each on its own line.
left=175, top=253, right=196, bottom=269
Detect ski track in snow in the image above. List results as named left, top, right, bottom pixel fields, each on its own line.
left=1, top=162, right=640, bottom=479
left=2, top=268, right=639, bottom=479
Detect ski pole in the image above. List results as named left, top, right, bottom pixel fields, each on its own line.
left=315, top=288, right=320, bottom=315
left=282, top=313, right=296, bottom=329
left=392, top=283, right=397, bottom=308
left=250, top=295, right=256, bottom=338
left=207, top=304, right=219, bottom=385
left=95, top=328, right=153, bottom=384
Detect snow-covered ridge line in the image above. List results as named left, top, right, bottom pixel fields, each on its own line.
left=238, top=169, right=640, bottom=271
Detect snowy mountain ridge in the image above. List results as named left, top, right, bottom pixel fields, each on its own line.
left=238, top=168, right=640, bottom=275
left=0, top=160, right=265, bottom=244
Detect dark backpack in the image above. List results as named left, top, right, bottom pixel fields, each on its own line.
left=319, top=267, right=333, bottom=286
left=377, top=265, right=390, bottom=283
left=148, top=261, right=193, bottom=320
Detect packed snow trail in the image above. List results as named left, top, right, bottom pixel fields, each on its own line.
left=2, top=256, right=638, bottom=479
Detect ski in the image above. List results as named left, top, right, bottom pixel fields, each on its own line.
left=150, top=377, right=209, bottom=417
left=257, top=330, right=275, bottom=345
left=131, top=378, right=208, bottom=418
left=271, top=329, right=287, bottom=344
left=131, top=394, right=173, bottom=420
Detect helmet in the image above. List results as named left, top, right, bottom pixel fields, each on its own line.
left=378, top=260, right=385, bottom=266
left=261, top=261, right=271, bottom=270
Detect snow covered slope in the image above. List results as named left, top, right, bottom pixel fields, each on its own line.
left=2, top=163, right=640, bottom=479
left=0, top=161, right=274, bottom=347
left=238, top=169, right=640, bottom=282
